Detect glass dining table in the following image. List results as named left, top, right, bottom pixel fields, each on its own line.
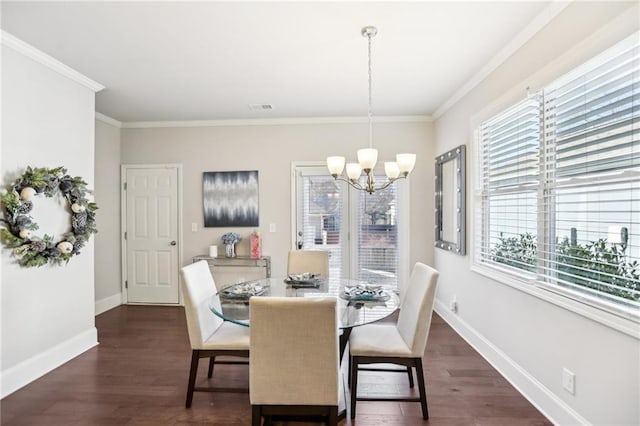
left=209, top=276, right=399, bottom=361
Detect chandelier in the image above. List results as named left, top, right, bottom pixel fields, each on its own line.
left=327, top=26, right=416, bottom=194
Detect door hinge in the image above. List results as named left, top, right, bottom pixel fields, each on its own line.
left=125, top=280, right=128, bottom=289
left=123, top=182, right=127, bottom=190
left=124, top=231, right=127, bottom=240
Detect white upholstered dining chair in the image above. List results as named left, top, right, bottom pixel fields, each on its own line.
left=287, top=250, right=330, bottom=278
left=348, top=262, right=439, bottom=419
left=249, top=296, right=339, bottom=426
left=191, top=260, right=250, bottom=379
left=180, top=260, right=250, bottom=408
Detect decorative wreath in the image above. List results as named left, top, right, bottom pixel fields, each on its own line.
left=0, top=166, right=98, bottom=267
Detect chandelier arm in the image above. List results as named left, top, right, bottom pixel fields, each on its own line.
left=332, top=175, right=365, bottom=191
left=333, top=173, right=408, bottom=194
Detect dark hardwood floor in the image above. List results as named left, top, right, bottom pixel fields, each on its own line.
left=1, top=305, right=551, bottom=425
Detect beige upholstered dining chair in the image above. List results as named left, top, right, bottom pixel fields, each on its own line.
left=180, top=260, right=250, bottom=408
left=250, top=297, right=339, bottom=426
left=287, top=250, right=330, bottom=278
left=348, top=262, right=439, bottom=419
left=355, top=261, right=429, bottom=385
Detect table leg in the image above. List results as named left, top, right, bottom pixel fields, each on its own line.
left=339, top=328, right=352, bottom=364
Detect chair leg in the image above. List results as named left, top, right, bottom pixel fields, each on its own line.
left=415, top=358, right=429, bottom=419
left=328, top=406, right=338, bottom=426
left=347, top=354, right=352, bottom=387
left=350, top=356, right=359, bottom=419
left=207, top=356, right=215, bottom=378
left=251, top=405, right=261, bottom=426
left=186, top=350, right=200, bottom=408
left=407, top=365, right=414, bottom=388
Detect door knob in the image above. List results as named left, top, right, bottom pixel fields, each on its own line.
left=170, top=240, right=177, bottom=246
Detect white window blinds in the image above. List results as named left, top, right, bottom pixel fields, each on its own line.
left=475, top=97, right=541, bottom=273
left=474, top=32, right=639, bottom=313
left=541, top=34, right=639, bottom=307
left=354, top=180, right=399, bottom=287
left=299, top=173, right=344, bottom=279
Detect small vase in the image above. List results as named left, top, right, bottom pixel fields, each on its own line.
left=225, top=243, right=236, bottom=258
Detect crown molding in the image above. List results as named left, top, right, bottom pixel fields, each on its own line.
left=95, top=112, right=123, bottom=128
left=1, top=30, right=104, bottom=93
left=433, top=1, right=570, bottom=119
left=121, top=115, right=433, bottom=129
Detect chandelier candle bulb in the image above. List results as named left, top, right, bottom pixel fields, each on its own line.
left=346, top=163, right=363, bottom=180
left=327, top=156, right=346, bottom=176
left=385, top=162, right=400, bottom=179
left=396, top=153, right=417, bottom=174
left=357, top=148, right=378, bottom=170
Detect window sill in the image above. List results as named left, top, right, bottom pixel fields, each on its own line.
left=471, top=263, right=640, bottom=339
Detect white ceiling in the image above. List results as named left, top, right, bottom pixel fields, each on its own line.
left=1, top=1, right=555, bottom=123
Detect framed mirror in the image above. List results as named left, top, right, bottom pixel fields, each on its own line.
left=435, top=145, right=466, bottom=255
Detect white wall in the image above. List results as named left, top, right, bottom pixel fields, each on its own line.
left=433, top=2, right=639, bottom=425
left=1, top=36, right=101, bottom=397
left=121, top=121, right=434, bottom=278
left=94, top=118, right=122, bottom=314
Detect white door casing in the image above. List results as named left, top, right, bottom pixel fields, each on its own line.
left=121, top=165, right=182, bottom=304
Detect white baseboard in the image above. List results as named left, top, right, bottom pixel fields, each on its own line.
left=434, top=300, right=589, bottom=426
left=95, top=292, right=122, bottom=315
left=1, top=327, right=98, bottom=398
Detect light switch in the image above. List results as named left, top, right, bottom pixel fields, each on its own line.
left=191, top=222, right=198, bottom=232
left=269, top=223, right=276, bottom=233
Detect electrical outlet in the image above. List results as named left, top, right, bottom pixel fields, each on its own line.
left=449, top=295, right=458, bottom=313
left=562, top=368, right=575, bottom=395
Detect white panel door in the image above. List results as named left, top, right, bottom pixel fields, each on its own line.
left=125, top=166, right=179, bottom=304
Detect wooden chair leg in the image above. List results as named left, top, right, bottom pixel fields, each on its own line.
left=251, top=405, right=261, bottom=426
left=185, top=350, right=200, bottom=408
left=415, top=358, right=429, bottom=419
left=350, top=356, right=359, bottom=419
left=328, top=406, right=338, bottom=426
left=207, top=356, right=215, bottom=378
left=407, top=365, right=414, bottom=388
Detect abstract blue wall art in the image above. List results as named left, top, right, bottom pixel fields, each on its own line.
left=203, top=170, right=259, bottom=227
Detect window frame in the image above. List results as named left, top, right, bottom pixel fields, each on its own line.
left=470, top=32, right=640, bottom=333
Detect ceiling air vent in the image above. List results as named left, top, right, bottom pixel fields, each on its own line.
left=248, top=104, right=273, bottom=111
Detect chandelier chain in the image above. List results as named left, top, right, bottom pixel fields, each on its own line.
left=367, top=30, right=373, bottom=149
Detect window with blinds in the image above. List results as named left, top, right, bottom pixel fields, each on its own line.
left=542, top=33, right=639, bottom=308
left=475, top=97, right=541, bottom=274
left=299, top=174, right=344, bottom=279
left=475, top=32, right=639, bottom=314
left=354, top=180, right=398, bottom=287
